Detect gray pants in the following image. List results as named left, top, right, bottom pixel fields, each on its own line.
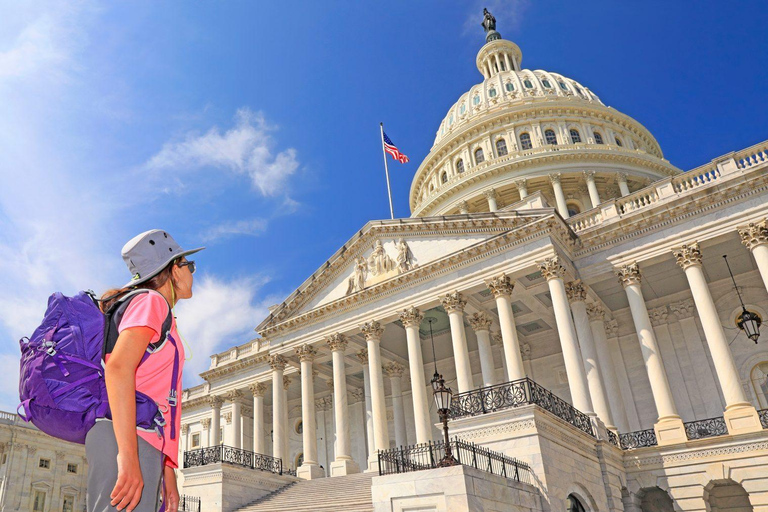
left=85, top=420, right=163, bottom=512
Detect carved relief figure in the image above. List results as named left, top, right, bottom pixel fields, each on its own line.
left=367, top=240, right=395, bottom=276
left=396, top=238, right=415, bottom=273
left=346, top=256, right=368, bottom=295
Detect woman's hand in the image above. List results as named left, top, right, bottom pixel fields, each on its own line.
left=163, top=465, right=180, bottom=512
left=111, top=451, right=144, bottom=511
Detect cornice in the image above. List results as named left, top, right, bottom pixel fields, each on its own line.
left=198, top=353, right=270, bottom=382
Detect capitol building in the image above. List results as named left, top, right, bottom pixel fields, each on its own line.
left=177, top=14, right=768, bottom=512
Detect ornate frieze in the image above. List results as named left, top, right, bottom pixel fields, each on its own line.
left=269, top=354, right=287, bottom=371
left=360, top=320, right=385, bottom=340
left=565, top=280, right=587, bottom=303
left=399, top=306, right=423, bottom=328
left=326, top=333, right=348, bottom=352
left=669, top=299, right=695, bottom=320
left=249, top=382, right=268, bottom=397
left=295, top=344, right=318, bottom=362
left=492, top=331, right=503, bottom=344
left=440, top=291, right=467, bottom=313
left=586, top=302, right=605, bottom=321
left=384, top=361, right=405, bottom=378
left=673, top=242, right=703, bottom=270
left=615, top=262, right=641, bottom=287
left=738, top=220, right=768, bottom=250
left=282, top=376, right=292, bottom=390
left=225, top=389, right=242, bottom=402
left=486, top=273, right=514, bottom=298
left=604, top=319, right=619, bottom=338
left=207, top=395, right=224, bottom=409
left=201, top=418, right=211, bottom=429
left=648, top=306, right=669, bottom=327
left=538, top=257, right=565, bottom=281
left=315, top=396, right=332, bottom=410
left=349, top=388, right=364, bottom=403
left=468, top=312, right=493, bottom=332
left=356, top=349, right=368, bottom=365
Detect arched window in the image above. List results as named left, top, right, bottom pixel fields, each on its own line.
left=473, top=95, right=480, bottom=105
left=496, top=138, right=508, bottom=156
left=489, top=88, right=497, bottom=98
left=475, top=148, right=485, bottom=164
left=520, top=132, right=532, bottom=150
left=499, top=60, right=506, bottom=71
left=559, top=81, right=568, bottom=90
left=459, top=103, right=466, bottom=115
left=545, top=129, right=558, bottom=145
left=567, top=202, right=581, bottom=217
left=441, top=172, right=448, bottom=184
left=751, top=361, right=768, bottom=409
left=523, top=79, right=533, bottom=88
left=570, top=129, right=581, bottom=144
left=615, top=136, right=623, bottom=147
left=567, top=495, right=587, bottom=512
left=456, top=159, right=464, bottom=173
left=449, top=114, right=454, bottom=125
left=541, top=79, right=552, bottom=88
left=505, top=82, right=515, bottom=92
left=593, top=131, right=604, bottom=144
left=575, top=86, right=584, bottom=95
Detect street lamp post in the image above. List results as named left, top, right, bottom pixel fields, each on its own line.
left=426, top=317, right=459, bottom=467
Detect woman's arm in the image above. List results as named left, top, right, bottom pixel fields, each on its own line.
left=104, top=326, right=154, bottom=512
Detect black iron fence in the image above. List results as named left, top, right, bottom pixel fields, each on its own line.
left=606, top=429, right=619, bottom=447
left=183, top=445, right=282, bottom=474
left=179, top=495, right=201, bottom=512
left=378, top=438, right=531, bottom=484
left=684, top=417, right=728, bottom=440
left=759, top=409, right=768, bottom=429
left=619, top=429, right=658, bottom=450
left=450, top=377, right=594, bottom=437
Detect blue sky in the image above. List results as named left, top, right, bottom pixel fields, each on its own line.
left=1, top=1, right=767, bottom=411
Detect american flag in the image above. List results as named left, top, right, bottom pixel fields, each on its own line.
left=383, top=131, right=410, bottom=163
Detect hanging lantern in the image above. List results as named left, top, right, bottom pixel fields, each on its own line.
left=737, top=307, right=762, bottom=343
left=432, top=377, right=454, bottom=412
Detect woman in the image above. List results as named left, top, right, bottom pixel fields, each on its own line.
left=89, top=230, right=203, bottom=512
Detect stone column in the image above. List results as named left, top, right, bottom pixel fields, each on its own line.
left=457, top=200, right=469, bottom=214
left=269, top=354, right=287, bottom=466
left=586, top=304, right=629, bottom=433
left=249, top=382, right=267, bottom=454
left=361, top=321, right=390, bottom=471
left=616, top=172, right=630, bottom=197
left=538, top=257, right=593, bottom=414
left=399, top=307, right=432, bottom=443
left=181, top=424, right=189, bottom=457
left=648, top=306, right=695, bottom=421
left=549, top=173, right=570, bottom=218
left=384, top=362, right=408, bottom=448
left=584, top=170, right=600, bottom=207
left=468, top=312, right=496, bottom=387
left=615, top=263, right=685, bottom=445
left=515, top=178, right=528, bottom=200
left=226, top=390, right=243, bottom=449
left=201, top=418, right=211, bottom=448
left=738, top=220, right=768, bottom=292
left=441, top=292, right=474, bottom=393
left=673, top=243, right=762, bottom=434
left=208, top=395, right=223, bottom=446
left=356, top=349, right=375, bottom=460
left=326, top=334, right=359, bottom=476
left=484, top=188, right=498, bottom=212
left=295, top=345, right=323, bottom=479
left=486, top=273, right=526, bottom=381
left=282, top=375, right=291, bottom=468
left=566, top=281, right=614, bottom=429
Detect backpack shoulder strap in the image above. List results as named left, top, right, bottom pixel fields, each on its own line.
left=102, top=290, right=173, bottom=360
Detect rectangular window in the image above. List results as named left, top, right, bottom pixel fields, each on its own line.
left=33, top=490, right=46, bottom=512
left=192, top=433, right=200, bottom=449
left=67, top=463, right=78, bottom=474
left=38, top=458, right=50, bottom=469
left=62, top=495, right=75, bottom=512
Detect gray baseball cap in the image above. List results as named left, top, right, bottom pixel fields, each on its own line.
left=121, top=229, right=205, bottom=288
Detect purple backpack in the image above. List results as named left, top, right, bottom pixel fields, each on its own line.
left=18, top=290, right=179, bottom=445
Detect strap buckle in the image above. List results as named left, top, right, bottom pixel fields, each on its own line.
left=167, top=391, right=178, bottom=407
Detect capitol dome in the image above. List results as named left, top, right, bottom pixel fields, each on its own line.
left=409, top=30, right=681, bottom=218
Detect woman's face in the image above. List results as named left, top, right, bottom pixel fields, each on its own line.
left=172, top=257, right=195, bottom=300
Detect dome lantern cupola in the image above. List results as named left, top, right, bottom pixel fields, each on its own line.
left=478, top=8, right=521, bottom=78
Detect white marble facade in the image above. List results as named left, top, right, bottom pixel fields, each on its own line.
left=179, top=25, right=768, bottom=512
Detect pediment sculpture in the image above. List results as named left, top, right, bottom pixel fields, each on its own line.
left=345, top=239, right=416, bottom=295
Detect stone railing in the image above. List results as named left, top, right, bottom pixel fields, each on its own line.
left=0, top=411, right=17, bottom=424
left=736, top=140, right=768, bottom=169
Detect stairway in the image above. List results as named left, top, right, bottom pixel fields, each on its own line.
left=236, top=472, right=375, bottom=512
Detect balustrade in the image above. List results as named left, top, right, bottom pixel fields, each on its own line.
left=183, top=445, right=282, bottom=474
left=683, top=416, right=728, bottom=440
left=619, top=429, right=658, bottom=450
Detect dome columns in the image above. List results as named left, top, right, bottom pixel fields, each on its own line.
left=616, top=172, right=631, bottom=197
left=584, top=171, right=601, bottom=207
left=549, top=173, right=570, bottom=218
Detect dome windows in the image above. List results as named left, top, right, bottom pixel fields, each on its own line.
left=496, top=138, right=508, bottom=156
left=505, top=82, right=515, bottom=92
left=542, top=79, right=552, bottom=88
left=449, top=114, right=454, bottom=125
left=574, top=85, right=584, bottom=96
left=569, top=129, right=581, bottom=144
left=475, top=148, right=485, bottom=164
left=523, top=79, right=533, bottom=89
left=520, top=132, right=532, bottom=150
left=615, top=136, right=623, bottom=147
left=459, top=103, right=466, bottom=115
left=545, top=129, right=558, bottom=145
left=489, top=88, right=497, bottom=98
left=473, top=95, right=481, bottom=106
left=441, top=172, right=448, bottom=184
left=559, top=81, right=568, bottom=91
left=593, top=131, right=604, bottom=144
left=456, top=159, right=464, bottom=173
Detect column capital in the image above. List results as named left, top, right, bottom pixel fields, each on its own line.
left=457, top=200, right=469, bottom=214
left=201, top=418, right=211, bottom=429
left=181, top=424, right=190, bottom=434
left=295, top=344, right=318, bottom=362
left=325, top=378, right=334, bottom=391
left=223, top=411, right=232, bottom=424
left=538, top=257, right=566, bottom=281
left=514, top=178, right=527, bottom=191
left=282, top=375, right=292, bottom=390
left=440, top=291, right=467, bottom=313
left=315, top=396, right=332, bottom=410
left=583, top=170, right=595, bottom=180
left=360, top=320, right=385, bottom=341
left=520, top=342, right=532, bottom=360
left=616, top=171, right=628, bottom=183
left=586, top=302, right=605, bottom=321
left=356, top=348, right=369, bottom=365
left=249, top=382, right=268, bottom=397
left=269, top=354, right=288, bottom=371
left=491, top=331, right=503, bottom=345
left=225, top=389, right=242, bottom=402
left=549, top=172, right=562, bottom=185
left=399, top=306, right=423, bottom=328
left=384, top=361, right=405, bottom=378
left=207, top=395, right=224, bottom=409
left=242, top=406, right=252, bottom=416
left=669, top=299, right=695, bottom=320
left=486, top=273, right=514, bottom=298
left=565, top=280, right=587, bottom=303
left=483, top=188, right=497, bottom=200
left=615, top=262, right=642, bottom=287
left=604, top=319, right=619, bottom=338
left=468, top=312, right=493, bottom=332
left=648, top=306, right=669, bottom=327
left=738, top=220, right=768, bottom=250
left=325, top=333, right=348, bottom=352
left=349, top=388, right=364, bottom=404
left=673, top=242, right=703, bottom=270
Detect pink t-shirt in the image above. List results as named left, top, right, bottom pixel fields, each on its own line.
left=112, top=291, right=185, bottom=468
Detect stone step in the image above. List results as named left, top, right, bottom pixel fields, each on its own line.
left=236, top=473, right=374, bottom=512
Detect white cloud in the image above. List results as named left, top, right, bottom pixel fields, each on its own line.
left=463, top=0, right=530, bottom=36
left=199, top=218, right=269, bottom=243
left=147, top=108, right=300, bottom=197
left=173, top=274, right=277, bottom=387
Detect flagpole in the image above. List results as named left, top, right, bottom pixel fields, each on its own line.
left=379, top=122, right=395, bottom=220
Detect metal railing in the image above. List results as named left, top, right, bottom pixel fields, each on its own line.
left=684, top=417, right=728, bottom=440
left=179, top=495, right=201, bottom=512
left=183, top=445, right=282, bottom=474
left=450, top=377, right=594, bottom=437
left=606, top=429, right=619, bottom=447
left=760, top=409, right=768, bottom=429
left=619, top=429, right=658, bottom=450
left=378, top=438, right=531, bottom=484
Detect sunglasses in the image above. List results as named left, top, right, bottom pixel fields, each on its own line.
left=177, top=260, right=196, bottom=274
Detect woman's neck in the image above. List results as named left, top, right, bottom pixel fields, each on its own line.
left=155, top=281, right=177, bottom=308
